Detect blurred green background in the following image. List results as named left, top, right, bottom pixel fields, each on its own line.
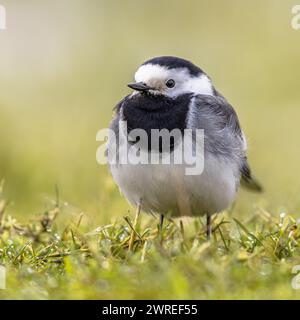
left=0, top=0, right=299, bottom=224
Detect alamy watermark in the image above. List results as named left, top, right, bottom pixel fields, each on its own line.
left=291, top=265, right=300, bottom=290
left=0, top=265, right=6, bottom=289
left=96, top=121, right=205, bottom=175
left=292, top=5, right=300, bottom=30
left=0, top=4, right=6, bottom=30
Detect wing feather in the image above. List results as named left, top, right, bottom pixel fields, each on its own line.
left=191, top=93, right=263, bottom=193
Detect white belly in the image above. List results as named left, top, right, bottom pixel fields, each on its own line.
left=110, top=153, right=239, bottom=217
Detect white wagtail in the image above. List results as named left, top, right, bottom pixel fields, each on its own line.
left=108, top=56, right=262, bottom=239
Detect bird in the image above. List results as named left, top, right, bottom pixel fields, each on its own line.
left=107, top=56, right=262, bottom=239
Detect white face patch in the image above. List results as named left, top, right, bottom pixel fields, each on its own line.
left=134, top=63, right=214, bottom=98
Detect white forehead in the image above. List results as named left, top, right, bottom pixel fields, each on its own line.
left=134, top=63, right=214, bottom=96
left=135, top=64, right=173, bottom=83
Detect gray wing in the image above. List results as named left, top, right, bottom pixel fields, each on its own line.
left=191, top=93, right=263, bottom=192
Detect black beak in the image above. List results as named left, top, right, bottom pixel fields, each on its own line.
left=127, top=82, right=153, bottom=92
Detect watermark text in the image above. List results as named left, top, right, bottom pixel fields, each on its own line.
left=0, top=4, right=6, bottom=30
left=96, top=122, right=205, bottom=176
left=292, top=265, right=300, bottom=290
left=0, top=265, right=6, bottom=289
left=292, top=5, right=300, bottom=30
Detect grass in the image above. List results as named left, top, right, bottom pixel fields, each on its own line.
left=1, top=183, right=300, bottom=300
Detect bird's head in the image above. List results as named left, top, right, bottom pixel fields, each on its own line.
left=128, top=56, right=214, bottom=98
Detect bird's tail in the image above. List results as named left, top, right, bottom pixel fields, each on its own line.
left=240, top=159, right=263, bottom=192
left=241, top=174, right=263, bottom=192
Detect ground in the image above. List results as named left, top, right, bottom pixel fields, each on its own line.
left=1, top=184, right=300, bottom=299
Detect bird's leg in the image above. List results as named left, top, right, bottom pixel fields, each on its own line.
left=206, top=214, right=212, bottom=240
left=159, top=214, right=164, bottom=232
left=129, top=203, right=141, bottom=251
left=159, top=214, right=164, bottom=244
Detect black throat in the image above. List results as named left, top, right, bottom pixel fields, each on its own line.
left=122, top=92, right=192, bottom=132
left=121, top=92, right=192, bottom=151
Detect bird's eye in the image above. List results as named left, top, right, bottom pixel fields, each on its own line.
left=166, top=79, right=175, bottom=88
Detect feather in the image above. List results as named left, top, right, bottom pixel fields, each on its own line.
left=240, top=158, right=263, bottom=192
